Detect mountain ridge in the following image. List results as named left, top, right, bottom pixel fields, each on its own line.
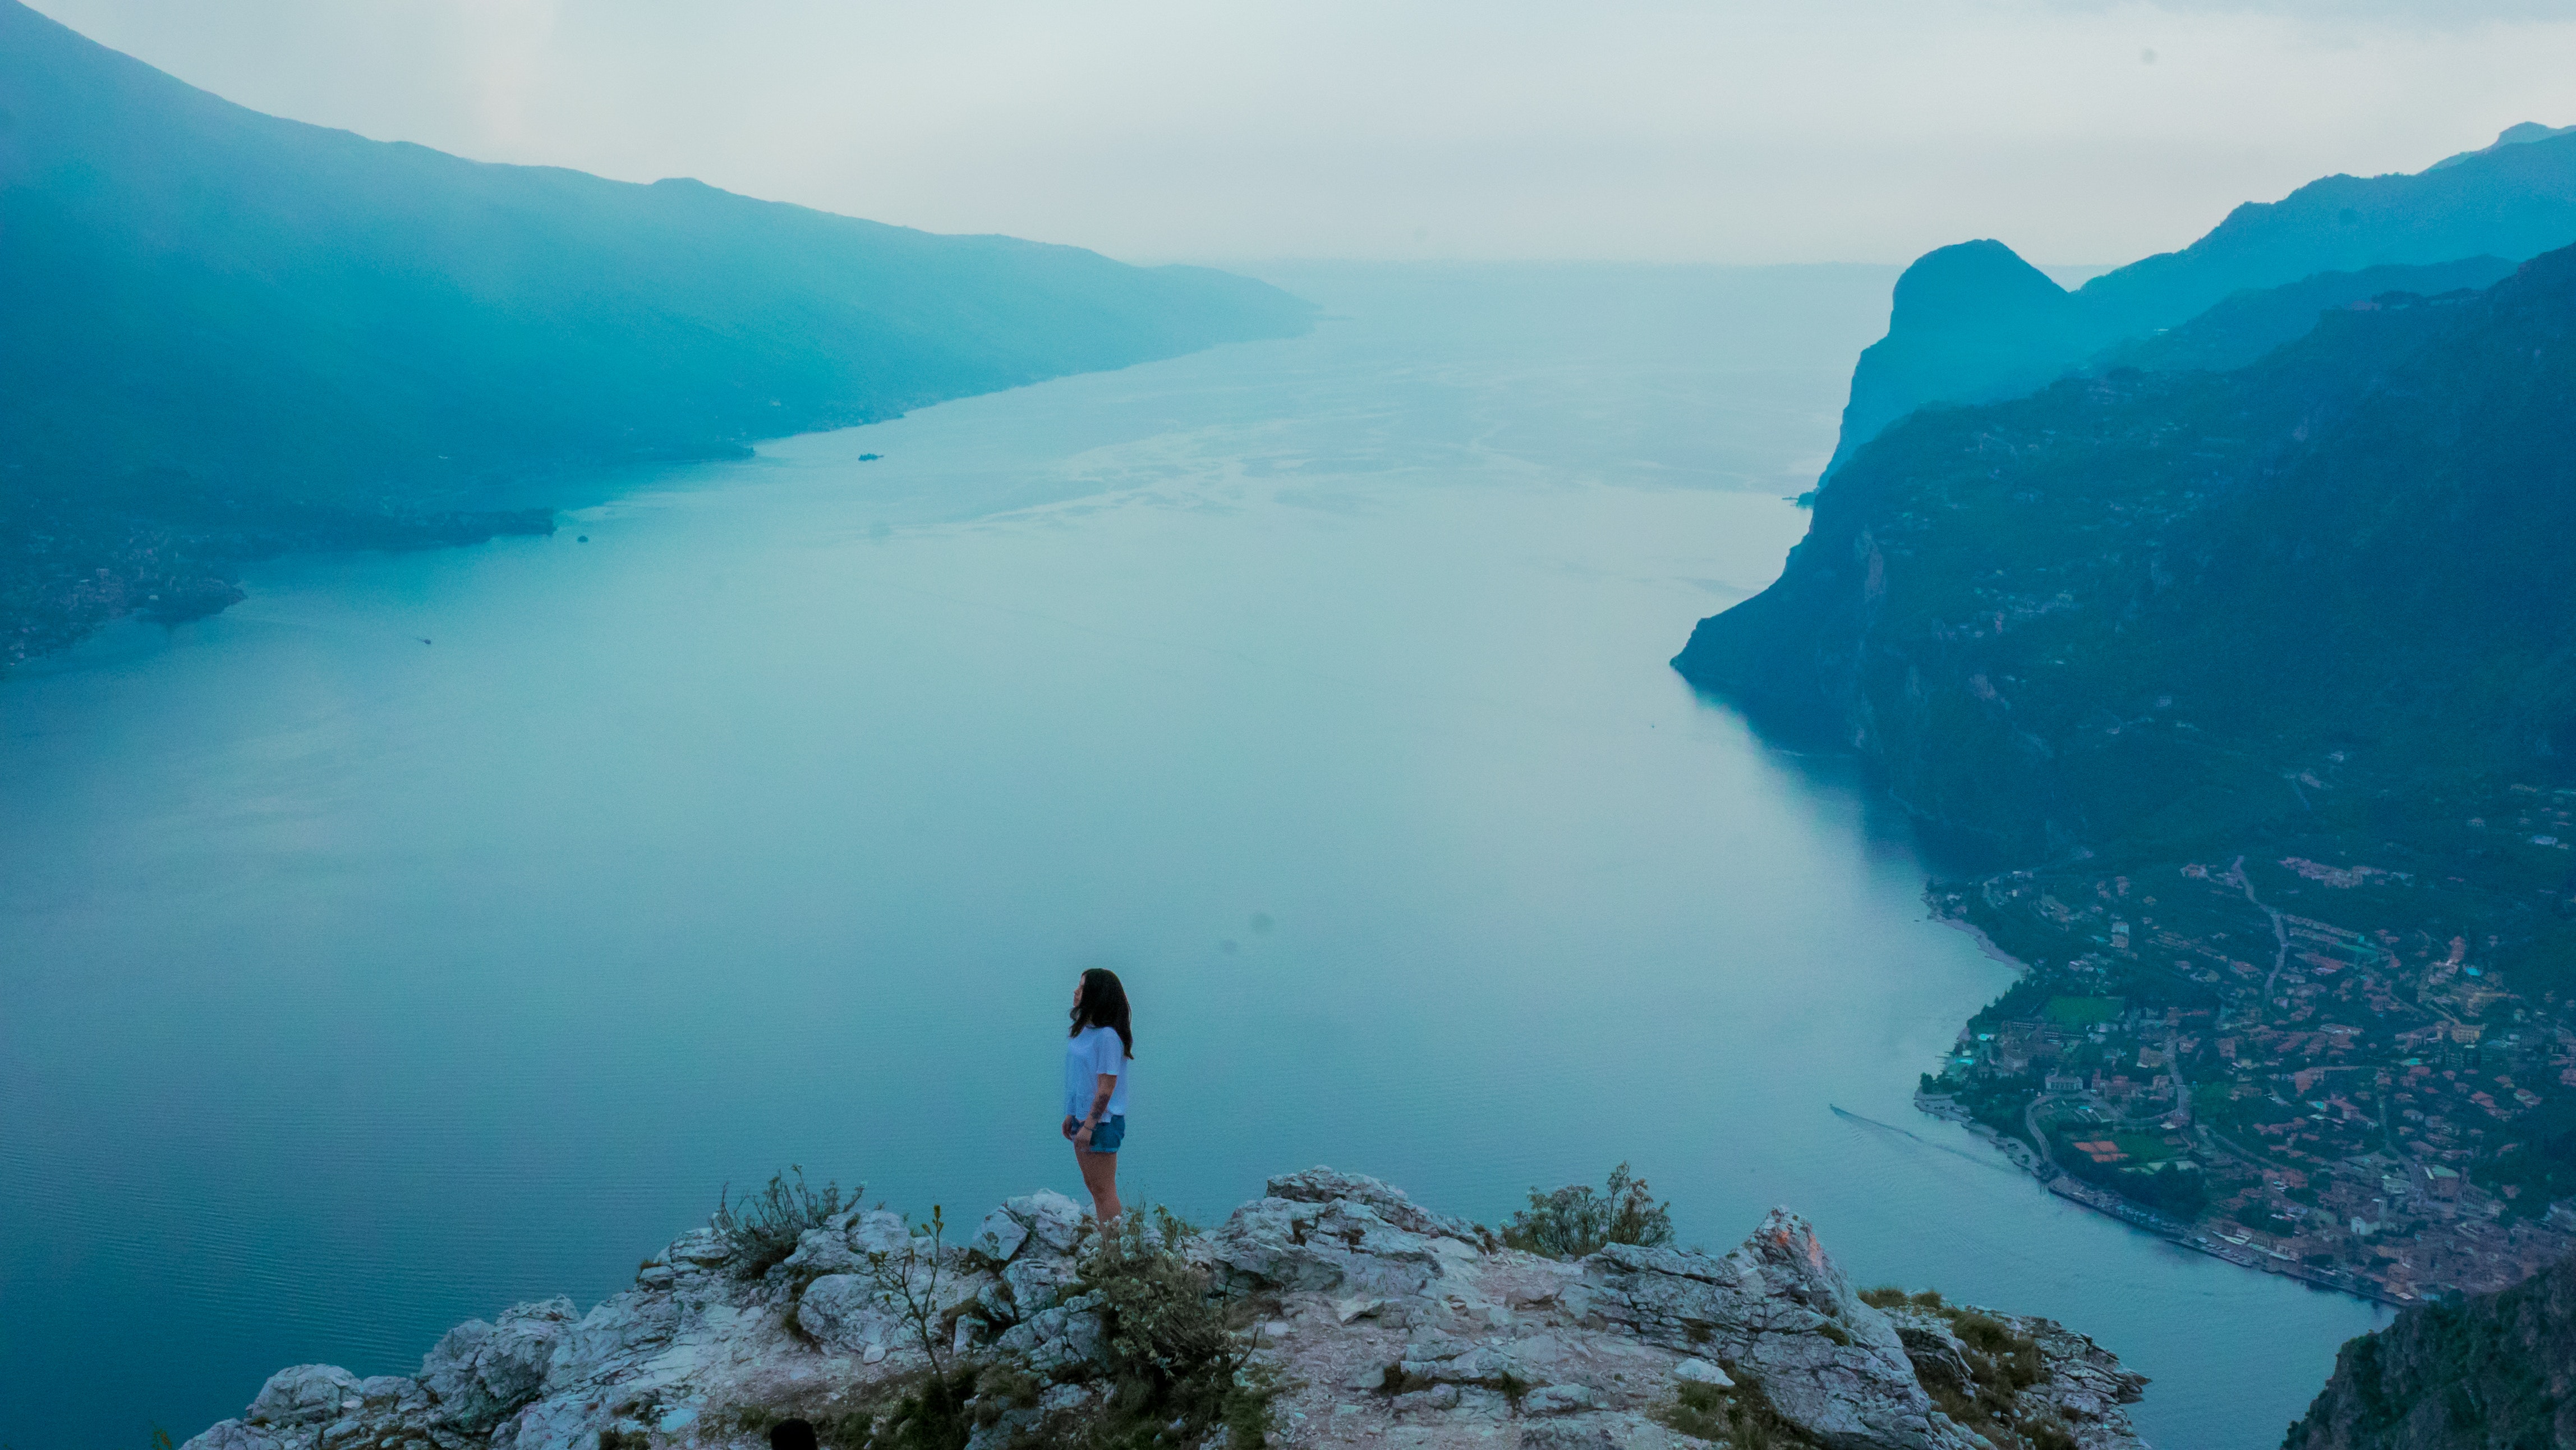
left=1819, top=127, right=2576, bottom=478
left=0, top=0, right=1312, bottom=670
left=1678, top=241, right=2576, bottom=859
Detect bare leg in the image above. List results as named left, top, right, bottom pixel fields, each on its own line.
left=1074, top=1141, right=1123, bottom=1227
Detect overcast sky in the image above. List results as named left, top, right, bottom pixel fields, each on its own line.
left=27, top=0, right=2576, bottom=267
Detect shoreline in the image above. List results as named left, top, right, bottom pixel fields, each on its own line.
left=0, top=501, right=560, bottom=680
left=1921, top=915, right=2408, bottom=1311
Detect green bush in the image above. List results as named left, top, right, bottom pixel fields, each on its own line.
left=1662, top=1376, right=1824, bottom=1447
left=712, top=1165, right=853, bottom=1279
left=874, top=1367, right=981, bottom=1450
left=1953, top=1314, right=2044, bottom=1389
left=1068, top=1210, right=1275, bottom=1449
left=1912, top=1312, right=2052, bottom=1448
left=1501, top=1162, right=1675, bottom=1260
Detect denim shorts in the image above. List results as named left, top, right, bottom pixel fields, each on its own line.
left=1084, top=1115, right=1126, bottom=1154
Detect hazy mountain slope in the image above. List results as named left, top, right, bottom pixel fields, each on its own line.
left=1819, top=127, right=2576, bottom=476
left=1673, top=243, right=2576, bottom=859
left=2428, top=121, right=2576, bottom=172
left=0, top=0, right=1310, bottom=667
left=1823, top=240, right=2095, bottom=490
left=2282, top=1252, right=2575, bottom=1450
left=2087, top=255, right=2517, bottom=375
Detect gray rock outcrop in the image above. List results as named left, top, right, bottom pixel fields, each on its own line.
left=183, top=1167, right=2146, bottom=1450
left=1580, top=1213, right=1960, bottom=1449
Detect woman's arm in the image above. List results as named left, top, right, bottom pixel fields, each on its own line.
left=1072, top=1072, right=1116, bottom=1146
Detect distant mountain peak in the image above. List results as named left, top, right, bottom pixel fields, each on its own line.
left=2426, top=120, right=2576, bottom=172
left=1887, top=238, right=2069, bottom=335
left=1812, top=123, right=2576, bottom=479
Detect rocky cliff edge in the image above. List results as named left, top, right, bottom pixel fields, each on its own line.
left=185, top=1168, right=2146, bottom=1450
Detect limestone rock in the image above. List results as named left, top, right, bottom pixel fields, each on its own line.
left=1577, top=1210, right=1974, bottom=1450
left=999, top=1251, right=1082, bottom=1317
left=197, top=1364, right=438, bottom=1450
left=796, top=1274, right=903, bottom=1355
left=242, top=1364, right=361, bottom=1427
left=182, top=1168, right=2147, bottom=1450
left=1207, top=1168, right=1483, bottom=1297
left=990, top=1294, right=1106, bottom=1376
left=1522, top=1383, right=1599, bottom=1414
left=1882, top=1301, right=2149, bottom=1450
left=1009, top=1190, right=1092, bottom=1257
left=848, top=1209, right=912, bottom=1257
left=1519, top=1411, right=1694, bottom=1448
left=781, top=1224, right=866, bottom=1278
left=1398, top=1336, right=1537, bottom=1387
left=1264, top=1167, right=1482, bottom=1242
left=1674, top=1356, right=1733, bottom=1387
left=972, top=1205, right=1031, bottom=1264
left=665, top=1227, right=734, bottom=1270
left=418, top=1297, right=576, bottom=1433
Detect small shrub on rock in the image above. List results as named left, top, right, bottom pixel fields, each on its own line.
left=712, top=1165, right=853, bottom=1279
left=1951, top=1313, right=2045, bottom=1397
left=1662, top=1376, right=1823, bottom=1447
left=1068, top=1210, right=1275, bottom=1449
left=1897, top=1306, right=2054, bottom=1449
left=1500, top=1162, right=1674, bottom=1260
left=875, top=1366, right=982, bottom=1450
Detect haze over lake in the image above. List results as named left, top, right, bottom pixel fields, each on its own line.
left=0, top=265, right=2380, bottom=1449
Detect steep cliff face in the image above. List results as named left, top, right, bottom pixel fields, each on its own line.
left=1817, top=128, right=2576, bottom=478
left=183, top=1169, right=2145, bottom=1450
left=2283, top=1253, right=2576, bottom=1450
left=1676, top=242, right=2576, bottom=860
left=1824, top=242, right=2089, bottom=479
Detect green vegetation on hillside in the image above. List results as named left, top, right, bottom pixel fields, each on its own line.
left=1694, top=240, right=2576, bottom=1305
left=2283, top=1252, right=2576, bottom=1449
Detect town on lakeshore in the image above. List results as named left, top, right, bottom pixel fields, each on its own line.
left=1919, top=778, right=2576, bottom=1306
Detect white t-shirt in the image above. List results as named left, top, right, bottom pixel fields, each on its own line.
left=1064, top=1025, right=1131, bottom=1119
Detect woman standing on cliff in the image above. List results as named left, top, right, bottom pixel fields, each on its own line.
left=1062, top=967, right=1133, bottom=1226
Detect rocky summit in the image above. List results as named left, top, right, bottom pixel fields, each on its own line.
left=183, top=1168, right=2145, bottom=1450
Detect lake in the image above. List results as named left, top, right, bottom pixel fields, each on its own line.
left=0, top=263, right=2381, bottom=1449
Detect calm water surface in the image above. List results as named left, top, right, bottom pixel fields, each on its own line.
left=0, top=265, right=2380, bottom=1449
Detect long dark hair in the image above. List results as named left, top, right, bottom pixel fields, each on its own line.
left=1069, top=967, right=1134, bottom=1059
